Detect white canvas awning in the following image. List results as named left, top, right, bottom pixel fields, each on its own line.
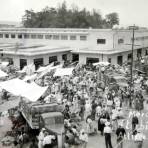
left=17, top=63, right=35, bottom=75
left=23, top=74, right=37, bottom=82
left=17, top=66, right=27, bottom=73
left=38, top=64, right=63, bottom=78
left=93, top=62, right=110, bottom=66
left=0, top=78, right=47, bottom=102
left=0, top=70, right=8, bottom=78
left=37, top=62, right=54, bottom=73
left=54, top=68, right=74, bottom=77
left=1, top=62, right=9, bottom=67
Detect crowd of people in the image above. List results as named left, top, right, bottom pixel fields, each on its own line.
left=1, top=61, right=148, bottom=148
left=34, top=62, right=147, bottom=148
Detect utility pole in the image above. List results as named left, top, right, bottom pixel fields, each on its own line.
left=130, top=25, right=135, bottom=86
left=129, top=25, right=137, bottom=107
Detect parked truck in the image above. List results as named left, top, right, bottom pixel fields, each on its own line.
left=19, top=98, right=64, bottom=148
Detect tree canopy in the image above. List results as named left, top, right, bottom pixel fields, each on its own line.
left=22, top=1, right=119, bottom=29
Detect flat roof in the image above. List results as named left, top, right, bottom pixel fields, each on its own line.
left=72, top=44, right=145, bottom=55
left=0, top=27, right=148, bottom=33
left=0, top=44, right=71, bottom=56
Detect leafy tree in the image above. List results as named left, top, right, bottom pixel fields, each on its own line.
left=22, top=2, right=119, bottom=28
left=22, top=10, right=37, bottom=27
left=105, top=12, right=119, bottom=28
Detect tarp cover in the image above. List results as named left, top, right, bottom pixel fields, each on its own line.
left=0, top=78, right=47, bottom=102
left=54, top=68, right=74, bottom=77
left=37, top=62, right=54, bottom=73
left=38, top=64, right=63, bottom=78
left=0, top=70, right=8, bottom=78
left=17, top=63, right=35, bottom=75
left=93, top=62, right=110, bottom=66
left=23, top=74, right=37, bottom=82
left=1, top=62, right=9, bottom=66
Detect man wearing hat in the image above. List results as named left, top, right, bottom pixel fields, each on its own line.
left=104, top=121, right=113, bottom=148
left=135, top=128, right=145, bottom=148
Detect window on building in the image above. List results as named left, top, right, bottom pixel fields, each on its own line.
left=97, top=39, right=106, bottom=44
left=37, top=34, right=43, bottom=39
left=24, top=34, right=30, bottom=39
left=108, top=58, right=112, bottom=63
left=61, top=35, right=68, bottom=40
left=20, top=59, right=27, bottom=70
left=0, top=34, right=3, bottom=38
left=34, top=58, right=43, bottom=70
left=80, top=36, right=87, bottom=41
left=45, top=35, right=52, bottom=39
left=5, top=34, right=9, bottom=38
left=18, top=34, right=22, bottom=39
left=11, top=34, right=15, bottom=38
left=70, top=35, right=76, bottom=40
left=53, top=35, right=59, bottom=40
left=49, top=56, right=57, bottom=63
left=31, top=34, right=37, bottom=39
left=118, top=38, right=124, bottom=44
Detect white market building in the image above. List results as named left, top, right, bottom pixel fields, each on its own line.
left=0, top=28, right=148, bottom=69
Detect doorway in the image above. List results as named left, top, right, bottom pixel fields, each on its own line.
left=34, top=58, right=43, bottom=70
left=72, top=54, right=79, bottom=62
left=20, top=59, right=27, bottom=70
left=117, top=55, right=123, bottom=66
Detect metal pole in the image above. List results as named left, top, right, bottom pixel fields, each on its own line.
left=131, top=25, right=135, bottom=85
left=130, top=25, right=135, bottom=107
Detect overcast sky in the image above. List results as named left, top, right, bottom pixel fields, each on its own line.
left=1, top=0, right=148, bottom=27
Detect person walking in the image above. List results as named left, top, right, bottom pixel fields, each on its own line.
left=104, top=122, right=113, bottom=148
left=132, top=114, right=139, bottom=133
left=116, top=124, right=126, bottom=148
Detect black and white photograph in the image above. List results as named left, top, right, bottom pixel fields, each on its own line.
left=0, top=0, right=148, bottom=148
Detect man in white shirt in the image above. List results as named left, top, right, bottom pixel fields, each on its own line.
left=104, top=122, right=113, bottom=148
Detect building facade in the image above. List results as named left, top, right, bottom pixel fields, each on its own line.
left=0, top=28, right=148, bottom=69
